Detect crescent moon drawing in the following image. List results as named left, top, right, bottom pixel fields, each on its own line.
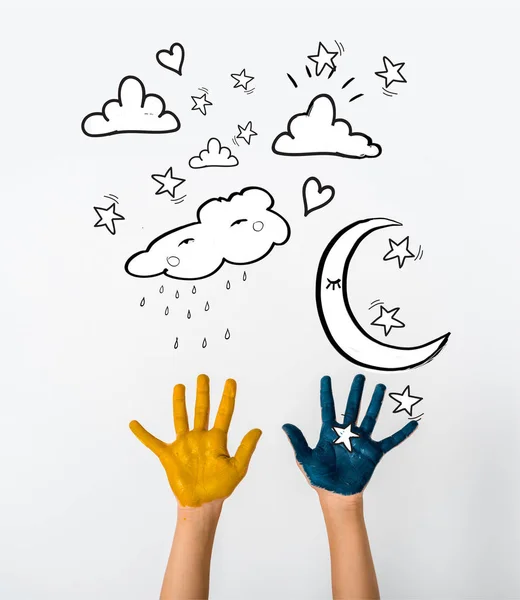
left=316, top=218, right=450, bottom=371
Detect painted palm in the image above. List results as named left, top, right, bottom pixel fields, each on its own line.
left=283, top=374, right=418, bottom=496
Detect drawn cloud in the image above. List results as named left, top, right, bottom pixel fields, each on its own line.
left=272, top=94, right=381, bottom=159
left=125, top=187, right=291, bottom=281
left=81, top=76, right=180, bottom=137
left=189, top=138, right=239, bottom=169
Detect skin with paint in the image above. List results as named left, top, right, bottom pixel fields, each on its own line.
left=130, top=375, right=261, bottom=600
left=130, top=375, right=261, bottom=507
left=283, top=374, right=419, bottom=600
left=282, top=374, right=418, bottom=495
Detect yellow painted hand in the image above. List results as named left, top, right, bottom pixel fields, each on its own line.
left=129, top=374, right=262, bottom=507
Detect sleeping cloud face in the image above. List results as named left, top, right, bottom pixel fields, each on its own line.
left=125, top=187, right=290, bottom=280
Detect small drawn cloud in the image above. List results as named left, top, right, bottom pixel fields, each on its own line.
left=125, top=187, right=290, bottom=281
left=189, top=138, right=239, bottom=169
left=272, top=94, right=381, bottom=159
left=81, top=76, right=180, bottom=137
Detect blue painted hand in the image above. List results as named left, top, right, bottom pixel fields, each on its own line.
left=282, top=374, right=418, bottom=496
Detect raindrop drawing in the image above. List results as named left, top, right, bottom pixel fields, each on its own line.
left=192, top=285, right=197, bottom=294
left=187, top=309, right=191, bottom=319
left=204, top=301, right=210, bottom=311
left=226, top=280, right=231, bottom=290
left=175, top=290, right=180, bottom=299
left=174, top=337, right=179, bottom=349
left=202, top=337, right=207, bottom=348
left=243, top=271, right=247, bottom=281
left=159, top=285, right=164, bottom=293
left=140, top=297, right=145, bottom=307
left=224, top=328, right=231, bottom=340
left=165, top=306, right=170, bottom=316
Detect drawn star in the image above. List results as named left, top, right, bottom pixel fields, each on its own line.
left=308, top=42, right=338, bottom=76
left=151, top=167, right=185, bottom=199
left=389, top=386, right=423, bottom=416
left=332, top=424, right=359, bottom=452
left=375, top=56, right=407, bottom=87
left=191, top=93, right=213, bottom=115
left=231, top=69, right=254, bottom=90
left=383, top=237, right=415, bottom=268
left=237, top=121, right=257, bottom=145
left=370, top=305, right=405, bottom=337
left=93, top=203, right=125, bottom=235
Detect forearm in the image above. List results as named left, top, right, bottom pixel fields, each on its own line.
left=160, top=499, right=223, bottom=600
left=319, top=492, right=379, bottom=600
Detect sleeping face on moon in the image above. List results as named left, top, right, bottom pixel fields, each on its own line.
left=125, top=187, right=291, bottom=280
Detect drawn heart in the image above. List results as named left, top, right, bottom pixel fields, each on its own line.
left=156, top=43, right=185, bottom=75
left=302, top=176, right=336, bottom=216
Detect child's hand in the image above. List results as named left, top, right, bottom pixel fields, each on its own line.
left=130, top=374, right=262, bottom=507
left=283, top=374, right=418, bottom=497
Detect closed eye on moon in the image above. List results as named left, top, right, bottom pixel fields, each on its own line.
left=178, top=237, right=195, bottom=246
left=231, top=218, right=248, bottom=227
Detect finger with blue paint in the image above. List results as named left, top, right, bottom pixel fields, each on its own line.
left=282, top=374, right=419, bottom=497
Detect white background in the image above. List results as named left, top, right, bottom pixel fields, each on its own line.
left=1, top=1, right=520, bottom=598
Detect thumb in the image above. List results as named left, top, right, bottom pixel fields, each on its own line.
left=129, top=420, right=167, bottom=457
left=234, top=428, right=262, bottom=475
left=282, top=423, right=311, bottom=464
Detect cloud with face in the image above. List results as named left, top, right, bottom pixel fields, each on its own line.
left=81, top=76, right=180, bottom=137
left=125, top=187, right=291, bottom=280
left=272, top=94, right=381, bottom=159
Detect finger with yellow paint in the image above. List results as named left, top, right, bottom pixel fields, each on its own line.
left=129, top=374, right=262, bottom=508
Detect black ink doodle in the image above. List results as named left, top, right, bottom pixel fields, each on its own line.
left=93, top=203, right=125, bottom=235
left=302, top=176, right=336, bottom=216
left=272, top=94, right=381, bottom=159
left=156, top=42, right=185, bottom=75
left=81, top=76, right=180, bottom=137
left=189, top=138, right=238, bottom=169
left=125, top=187, right=291, bottom=281
left=316, top=218, right=450, bottom=371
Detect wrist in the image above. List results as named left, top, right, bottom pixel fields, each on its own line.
left=177, top=498, right=224, bottom=528
left=318, top=489, right=364, bottom=518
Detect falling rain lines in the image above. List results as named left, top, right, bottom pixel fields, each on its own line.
left=341, top=77, right=355, bottom=89
left=349, top=93, right=364, bottom=103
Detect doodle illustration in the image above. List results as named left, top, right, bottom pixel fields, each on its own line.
left=315, top=218, right=450, bottom=371
left=151, top=167, right=185, bottom=199
left=125, top=187, right=291, bottom=281
left=389, top=386, right=423, bottom=416
left=375, top=56, right=407, bottom=88
left=302, top=176, right=336, bottom=216
left=189, top=138, right=238, bottom=169
left=93, top=202, right=125, bottom=235
left=191, top=92, right=212, bottom=115
left=307, top=42, right=338, bottom=76
left=272, top=94, right=381, bottom=159
left=383, top=236, right=415, bottom=268
left=156, top=42, right=185, bottom=75
left=236, top=121, right=257, bottom=145
left=332, top=424, right=358, bottom=452
left=230, top=69, right=254, bottom=90
left=370, top=305, right=405, bottom=336
left=81, top=76, right=180, bottom=137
